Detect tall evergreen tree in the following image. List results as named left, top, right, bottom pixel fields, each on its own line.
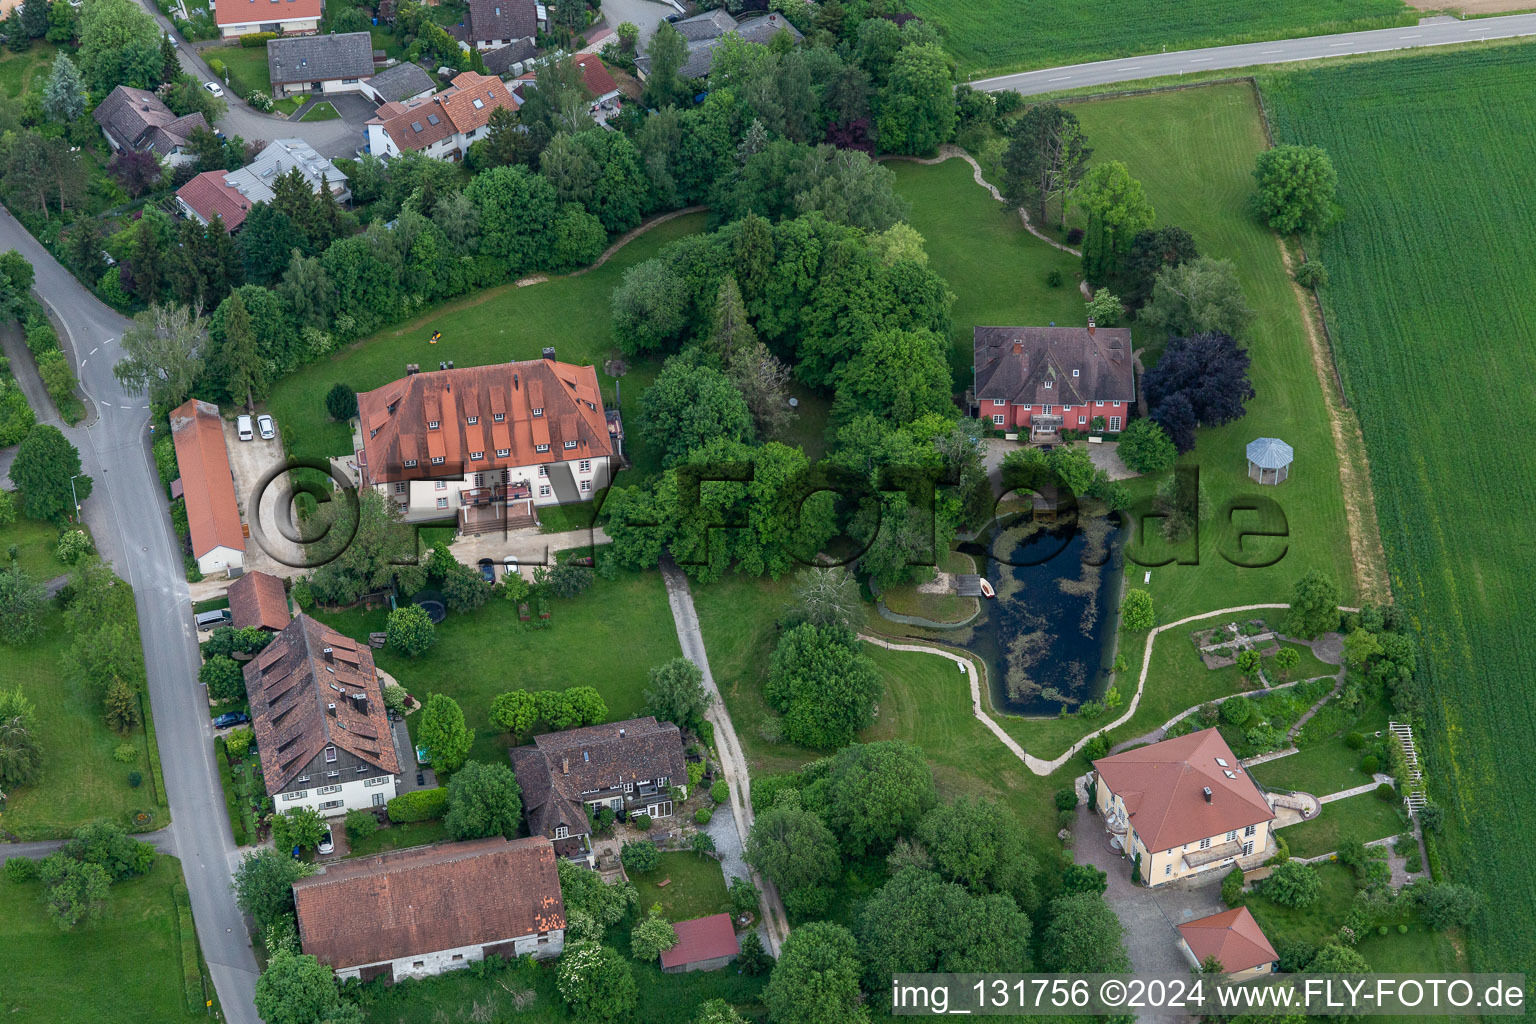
left=42, top=53, right=87, bottom=124
left=19, top=0, right=49, bottom=38
left=215, top=291, right=266, bottom=409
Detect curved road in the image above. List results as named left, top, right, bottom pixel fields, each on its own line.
left=973, top=12, right=1536, bottom=95
left=0, top=206, right=262, bottom=1024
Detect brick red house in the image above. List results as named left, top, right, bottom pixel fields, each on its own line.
left=973, top=324, right=1135, bottom=440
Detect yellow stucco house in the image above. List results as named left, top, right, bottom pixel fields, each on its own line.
left=1178, top=906, right=1279, bottom=980
left=1092, top=728, right=1275, bottom=885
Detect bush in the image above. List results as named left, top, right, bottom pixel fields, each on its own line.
left=113, top=742, right=139, bottom=764
left=127, top=770, right=142, bottom=788
left=1294, top=259, right=1329, bottom=289
left=1056, top=808, right=1076, bottom=831
left=694, top=806, right=713, bottom=825
left=1360, top=754, right=1380, bottom=774
left=238, top=30, right=277, bottom=46
left=690, top=831, right=715, bottom=855
left=247, top=90, right=274, bottom=112
left=6, top=856, right=38, bottom=882
left=344, top=809, right=378, bottom=842
left=325, top=383, right=357, bottom=422
left=710, top=779, right=729, bottom=804
left=1345, top=731, right=1365, bottom=749
left=387, top=786, right=448, bottom=823
left=633, top=813, right=652, bottom=831
left=386, top=604, right=436, bottom=657
left=1121, top=589, right=1154, bottom=631
left=1046, top=269, right=1063, bottom=287
left=1066, top=227, right=1085, bottom=244
left=729, top=876, right=760, bottom=918
left=1221, top=695, right=1254, bottom=726
left=1264, top=860, right=1322, bottom=908
left=206, top=57, right=226, bottom=78
left=620, top=840, right=658, bottom=873
left=1375, top=782, right=1397, bottom=801
left=1221, top=866, right=1245, bottom=906
left=1054, top=787, right=1078, bottom=811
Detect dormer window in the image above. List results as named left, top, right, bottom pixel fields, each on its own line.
left=428, top=420, right=440, bottom=429
left=496, top=448, right=510, bottom=458
left=324, top=746, right=337, bottom=763
left=554, top=825, right=568, bottom=839
left=404, top=459, right=417, bottom=468
left=431, top=456, right=445, bottom=465
left=494, top=412, right=505, bottom=422
left=536, top=443, right=549, bottom=453
left=564, top=440, right=577, bottom=449
left=1044, top=380, right=1052, bottom=389
left=532, top=407, right=544, bottom=417
left=470, top=451, right=484, bottom=461
left=467, top=415, right=478, bottom=425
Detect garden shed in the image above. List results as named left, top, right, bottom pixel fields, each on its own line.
left=1246, top=437, right=1293, bottom=485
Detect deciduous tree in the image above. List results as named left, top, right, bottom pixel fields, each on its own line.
left=639, top=356, right=754, bottom=468
left=763, top=921, right=869, bottom=1024
left=113, top=303, right=207, bottom=411
left=1040, top=891, right=1130, bottom=972
left=643, top=657, right=712, bottom=737
left=1141, top=256, right=1254, bottom=339
left=1252, top=144, right=1338, bottom=235
left=1143, top=331, right=1255, bottom=453
left=1077, top=160, right=1154, bottom=286
left=1116, top=418, right=1177, bottom=474
left=745, top=801, right=840, bottom=894
left=254, top=948, right=362, bottom=1024
left=10, top=424, right=90, bottom=523
left=77, top=0, right=162, bottom=92
left=1285, top=570, right=1340, bottom=640
left=764, top=624, right=882, bottom=751
left=874, top=43, right=954, bottom=156
left=557, top=942, right=637, bottom=1024
left=444, top=760, right=523, bottom=840
left=915, top=797, right=1038, bottom=906
left=490, top=689, right=538, bottom=739
left=806, top=740, right=936, bottom=856
left=233, top=849, right=316, bottom=932
left=385, top=603, right=436, bottom=657
left=418, top=693, right=471, bottom=774
left=629, top=903, right=679, bottom=961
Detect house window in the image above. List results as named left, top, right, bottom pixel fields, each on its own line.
left=579, top=459, right=591, bottom=472
left=283, top=791, right=308, bottom=801
left=992, top=414, right=1005, bottom=425
left=494, top=412, right=504, bottom=422
left=320, top=799, right=343, bottom=810
left=1109, top=416, right=1122, bottom=431
left=994, top=399, right=1005, bottom=406
left=1073, top=369, right=1080, bottom=377
left=297, top=776, right=310, bottom=784
left=532, top=407, right=543, bottom=417
left=1095, top=401, right=1104, bottom=407
left=413, top=961, right=425, bottom=969
left=623, top=782, right=633, bottom=794
left=436, top=480, right=447, bottom=490
left=1226, top=831, right=1239, bottom=843
left=1164, top=864, right=1172, bottom=876
left=470, top=451, right=484, bottom=461
left=405, top=459, right=417, bottom=468
left=539, top=485, right=551, bottom=497
left=474, top=473, right=484, bottom=487
left=437, top=497, right=448, bottom=509
left=1244, top=824, right=1257, bottom=837
left=538, top=466, right=547, bottom=477
left=372, top=792, right=386, bottom=807
left=365, top=776, right=390, bottom=787
left=1044, top=380, right=1052, bottom=389
left=318, top=784, right=342, bottom=795
left=580, top=479, right=590, bottom=492
left=467, top=415, right=478, bottom=425
left=555, top=826, right=569, bottom=839
left=395, top=482, right=406, bottom=493
left=496, top=448, right=510, bottom=458
left=326, top=771, right=340, bottom=779
left=1198, top=837, right=1211, bottom=850
left=452, top=954, right=464, bottom=962
left=536, top=444, right=549, bottom=453
left=356, top=765, right=370, bottom=774
left=1242, top=841, right=1254, bottom=856
left=564, top=440, right=577, bottom=449
left=431, top=456, right=445, bottom=465
left=428, top=420, right=439, bottom=429
left=1078, top=416, right=1087, bottom=425
left=325, top=746, right=337, bottom=762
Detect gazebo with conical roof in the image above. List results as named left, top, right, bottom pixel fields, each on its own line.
left=1246, top=437, right=1293, bottom=485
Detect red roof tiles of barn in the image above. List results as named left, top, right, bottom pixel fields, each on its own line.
left=659, top=913, right=738, bottom=969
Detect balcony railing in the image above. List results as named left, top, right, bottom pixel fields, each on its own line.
left=459, top=482, right=533, bottom=506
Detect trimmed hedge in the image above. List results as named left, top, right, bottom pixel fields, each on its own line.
left=172, top=881, right=203, bottom=1014
left=215, top=737, right=247, bottom=846
left=238, top=30, right=277, bottom=47
left=388, top=786, right=448, bottom=823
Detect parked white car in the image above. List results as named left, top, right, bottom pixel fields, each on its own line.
left=257, top=413, right=275, bottom=440
left=204, top=81, right=224, bottom=98
left=236, top=414, right=254, bottom=441
left=317, top=828, right=334, bottom=855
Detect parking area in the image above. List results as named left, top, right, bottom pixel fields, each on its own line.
left=1073, top=804, right=1228, bottom=983
left=221, top=415, right=307, bottom=579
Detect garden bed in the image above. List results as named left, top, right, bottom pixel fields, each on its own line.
left=1193, top=620, right=1281, bottom=669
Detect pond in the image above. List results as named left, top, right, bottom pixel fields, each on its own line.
left=934, top=511, right=1126, bottom=717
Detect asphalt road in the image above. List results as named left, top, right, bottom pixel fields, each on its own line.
left=0, top=205, right=262, bottom=1024
left=972, top=13, right=1536, bottom=95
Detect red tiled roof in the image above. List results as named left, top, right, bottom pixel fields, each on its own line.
left=1178, top=907, right=1277, bottom=973
left=216, top=0, right=322, bottom=28
left=244, top=615, right=400, bottom=794
left=293, top=837, right=566, bottom=970
left=176, top=171, right=254, bottom=232
left=169, top=399, right=245, bottom=560
left=1093, top=729, right=1274, bottom=852
left=227, top=570, right=291, bottom=632
left=368, top=71, right=516, bottom=152
left=573, top=56, right=617, bottom=98
left=659, top=913, right=738, bottom=969
left=356, top=357, right=612, bottom=484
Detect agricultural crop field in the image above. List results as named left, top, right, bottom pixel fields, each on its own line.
left=1262, top=44, right=1536, bottom=978
left=911, top=0, right=1412, bottom=77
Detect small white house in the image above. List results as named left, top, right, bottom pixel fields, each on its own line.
left=292, top=837, right=567, bottom=983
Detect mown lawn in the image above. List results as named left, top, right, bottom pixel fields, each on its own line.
left=299, top=101, right=341, bottom=121
left=910, top=0, right=1411, bottom=77
left=0, top=514, right=69, bottom=582
left=266, top=212, right=708, bottom=474
left=629, top=851, right=731, bottom=922
left=345, top=818, right=452, bottom=858
left=0, top=855, right=207, bottom=1023
left=1252, top=700, right=1391, bottom=796
left=1277, top=790, right=1408, bottom=859
left=202, top=45, right=270, bottom=98
left=878, top=548, right=978, bottom=624
left=1262, top=45, right=1536, bottom=979
left=0, top=41, right=56, bottom=99
left=312, top=568, right=681, bottom=766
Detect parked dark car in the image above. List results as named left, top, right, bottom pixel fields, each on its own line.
left=213, top=711, right=250, bottom=729
left=478, top=558, right=495, bottom=582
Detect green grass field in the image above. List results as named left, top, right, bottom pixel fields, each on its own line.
left=0, top=515, right=68, bottom=583
left=0, top=855, right=208, bottom=1022
left=913, top=0, right=1412, bottom=77
left=629, top=851, right=731, bottom=922
left=203, top=45, right=270, bottom=99
left=1276, top=790, right=1408, bottom=859
left=1262, top=44, right=1536, bottom=978
left=1251, top=700, right=1391, bottom=796
left=299, top=101, right=341, bottom=121
left=0, top=42, right=56, bottom=99
left=266, top=212, right=707, bottom=478
left=312, top=569, right=681, bottom=766
left=878, top=548, right=978, bottom=624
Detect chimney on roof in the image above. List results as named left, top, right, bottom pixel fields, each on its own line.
left=352, top=692, right=369, bottom=715
left=447, top=360, right=454, bottom=369
left=1202, top=786, right=1213, bottom=803
left=619, top=727, right=625, bottom=737
left=322, top=647, right=334, bottom=662
left=439, top=361, right=447, bottom=370
left=1087, top=318, right=1097, bottom=336
left=561, top=756, right=569, bottom=775
left=327, top=702, right=337, bottom=716
left=513, top=373, right=519, bottom=389
left=1011, top=341, right=1022, bottom=356
left=542, top=347, right=556, bottom=361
